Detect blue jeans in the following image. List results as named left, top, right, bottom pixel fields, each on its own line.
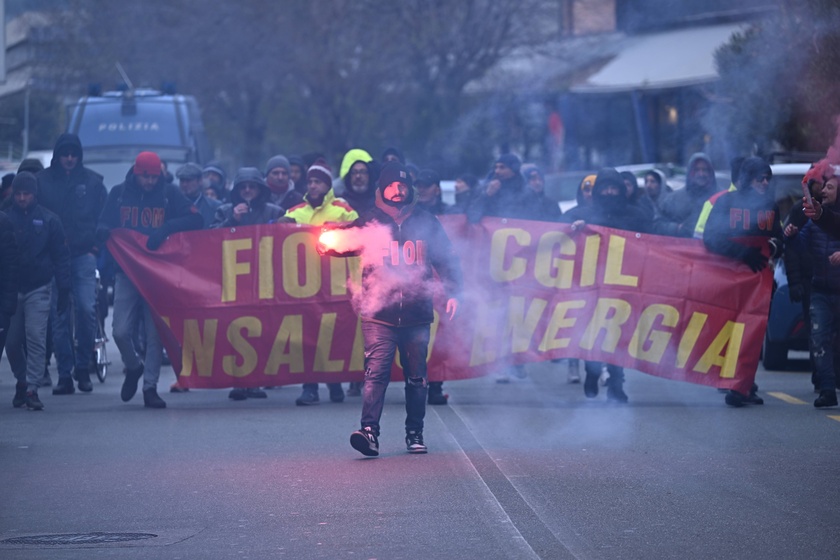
left=6, top=284, right=52, bottom=390
left=50, top=253, right=97, bottom=380
left=360, top=322, right=430, bottom=435
left=809, top=290, right=840, bottom=392
left=112, top=272, right=162, bottom=390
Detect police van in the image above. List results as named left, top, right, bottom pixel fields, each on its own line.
left=66, top=88, right=212, bottom=188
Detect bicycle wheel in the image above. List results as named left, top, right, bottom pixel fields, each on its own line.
left=95, top=343, right=108, bottom=382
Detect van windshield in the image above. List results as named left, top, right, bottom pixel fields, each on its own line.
left=75, top=98, right=186, bottom=149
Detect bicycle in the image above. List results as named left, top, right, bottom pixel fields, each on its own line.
left=91, top=269, right=111, bottom=382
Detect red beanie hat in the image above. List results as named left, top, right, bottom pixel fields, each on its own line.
left=306, top=158, right=332, bottom=186
left=134, top=151, right=162, bottom=176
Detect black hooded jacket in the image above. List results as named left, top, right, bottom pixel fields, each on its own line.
left=329, top=187, right=462, bottom=327
left=561, top=169, right=650, bottom=233
left=467, top=173, right=543, bottom=223
left=655, top=153, right=721, bottom=237
left=35, top=133, right=107, bottom=257
left=0, top=211, right=18, bottom=318
left=341, top=159, right=379, bottom=214
left=99, top=167, right=203, bottom=239
left=211, top=169, right=283, bottom=227
left=6, top=202, right=71, bottom=294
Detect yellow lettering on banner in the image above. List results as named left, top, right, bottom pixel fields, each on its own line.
left=677, top=312, right=707, bottom=368
left=264, top=314, right=304, bottom=374
left=282, top=232, right=321, bottom=298
left=580, top=298, right=632, bottom=352
left=506, top=296, right=548, bottom=353
left=223, top=316, right=261, bottom=377
left=580, top=234, right=600, bottom=287
left=259, top=235, right=274, bottom=300
left=539, top=299, right=586, bottom=351
left=629, top=304, right=678, bottom=363
left=349, top=318, right=365, bottom=371
left=314, top=313, right=344, bottom=372
left=534, top=231, right=575, bottom=289
left=222, top=239, right=252, bottom=303
left=182, top=319, right=218, bottom=377
left=604, top=235, right=639, bottom=287
left=469, top=300, right=505, bottom=366
left=694, top=320, right=744, bottom=379
left=490, top=228, right=530, bottom=282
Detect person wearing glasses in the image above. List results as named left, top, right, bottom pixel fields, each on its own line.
left=211, top=168, right=283, bottom=229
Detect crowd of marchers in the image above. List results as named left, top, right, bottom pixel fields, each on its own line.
left=0, top=135, right=839, bottom=454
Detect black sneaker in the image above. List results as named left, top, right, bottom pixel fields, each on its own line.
left=39, top=372, right=53, bottom=387
left=52, top=378, right=76, bottom=395
left=121, top=364, right=144, bottom=402
left=328, top=384, right=345, bottom=403
left=25, top=390, right=44, bottom=411
left=229, top=388, right=248, bottom=401
left=724, top=390, right=746, bottom=408
left=295, top=391, right=320, bottom=406
left=245, top=388, right=267, bottom=399
left=13, top=382, right=27, bottom=408
left=143, top=388, right=167, bottom=409
left=75, top=369, right=93, bottom=393
left=346, top=382, right=362, bottom=397
left=815, top=390, right=838, bottom=408
left=606, top=385, right=629, bottom=403
left=405, top=430, right=427, bottom=454
left=428, top=389, right=448, bottom=405
left=350, top=427, right=379, bottom=457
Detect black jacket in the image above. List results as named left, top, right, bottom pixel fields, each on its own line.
left=560, top=170, right=650, bottom=233
left=36, top=133, right=107, bottom=257
left=703, top=187, right=782, bottom=261
left=99, top=168, right=203, bottom=239
left=0, top=211, right=18, bottom=317
left=211, top=177, right=283, bottom=228
left=6, top=203, right=71, bottom=294
left=332, top=190, right=462, bottom=327
left=799, top=203, right=840, bottom=293
left=467, top=174, right=544, bottom=224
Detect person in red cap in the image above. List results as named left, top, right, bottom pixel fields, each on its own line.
left=97, top=151, right=203, bottom=408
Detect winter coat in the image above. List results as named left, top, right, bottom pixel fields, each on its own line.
left=560, top=170, right=650, bottom=233
left=654, top=153, right=721, bottom=237
left=99, top=168, right=203, bottom=239
left=185, top=192, right=222, bottom=229
left=211, top=178, right=283, bottom=228
left=35, top=133, right=107, bottom=256
left=6, top=202, right=71, bottom=294
left=703, top=187, right=782, bottom=261
left=331, top=189, right=462, bottom=327
left=800, top=203, right=840, bottom=293
left=0, top=211, right=18, bottom=318
left=466, top=174, right=544, bottom=224
left=284, top=189, right=358, bottom=226
left=270, top=188, right=304, bottom=213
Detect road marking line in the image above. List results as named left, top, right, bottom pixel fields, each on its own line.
left=827, top=415, right=840, bottom=423
left=767, top=392, right=807, bottom=405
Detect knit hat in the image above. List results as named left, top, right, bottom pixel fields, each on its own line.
left=12, top=171, right=38, bottom=194
left=134, top=151, right=162, bottom=176
left=381, top=146, right=406, bottom=164
left=307, top=159, right=333, bottom=186
left=265, top=155, right=290, bottom=175
left=18, top=158, right=45, bottom=174
left=176, top=162, right=203, bottom=180
left=415, top=168, right=440, bottom=188
left=495, top=153, right=521, bottom=174
left=203, top=162, right=227, bottom=183
left=377, top=161, right=413, bottom=191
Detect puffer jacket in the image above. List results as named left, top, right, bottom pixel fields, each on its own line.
left=6, top=202, right=71, bottom=294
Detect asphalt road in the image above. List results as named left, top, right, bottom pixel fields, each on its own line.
left=1, top=333, right=838, bottom=559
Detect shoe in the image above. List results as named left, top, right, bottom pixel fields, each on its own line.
left=567, top=361, right=581, bottom=384
left=815, top=390, right=838, bottom=408
left=346, top=381, right=362, bottom=397
left=170, top=382, right=189, bottom=393
left=52, top=378, right=76, bottom=395
left=143, top=388, right=167, bottom=409
left=496, top=375, right=511, bottom=384
left=75, top=370, right=93, bottom=393
left=229, top=388, right=248, bottom=401
left=13, top=382, right=27, bottom=408
left=245, top=388, right=267, bottom=399
left=428, top=390, right=448, bottom=405
left=25, top=390, right=44, bottom=411
left=745, top=391, right=764, bottom=405
left=584, top=374, right=599, bottom=398
left=328, top=384, right=345, bottom=403
left=121, top=364, right=144, bottom=402
left=39, top=372, right=53, bottom=387
left=405, top=430, right=427, bottom=454
left=606, top=385, right=629, bottom=403
left=724, top=390, right=746, bottom=408
left=350, top=427, right=379, bottom=457
left=295, top=391, right=320, bottom=406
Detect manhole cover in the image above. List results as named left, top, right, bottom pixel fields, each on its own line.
left=2, top=532, right=157, bottom=545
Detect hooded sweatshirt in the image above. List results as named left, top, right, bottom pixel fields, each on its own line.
left=655, top=153, right=722, bottom=237
left=35, top=133, right=107, bottom=256
left=211, top=168, right=283, bottom=228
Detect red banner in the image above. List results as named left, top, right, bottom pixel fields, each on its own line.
left=107, top=215, right=772, bottom=394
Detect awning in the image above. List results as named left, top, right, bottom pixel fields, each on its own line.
left=571, top=23, right=746, bottom=94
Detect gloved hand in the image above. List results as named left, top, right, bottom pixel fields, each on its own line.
left=789, top=283, right=804, bottom=303
left=57, top=289, right=70, bottom=313
left=95, top=225, right=111, bottom=244
left=742, top=247, right=768, bottom=272
left=146, top=228, right=169, bottom=251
